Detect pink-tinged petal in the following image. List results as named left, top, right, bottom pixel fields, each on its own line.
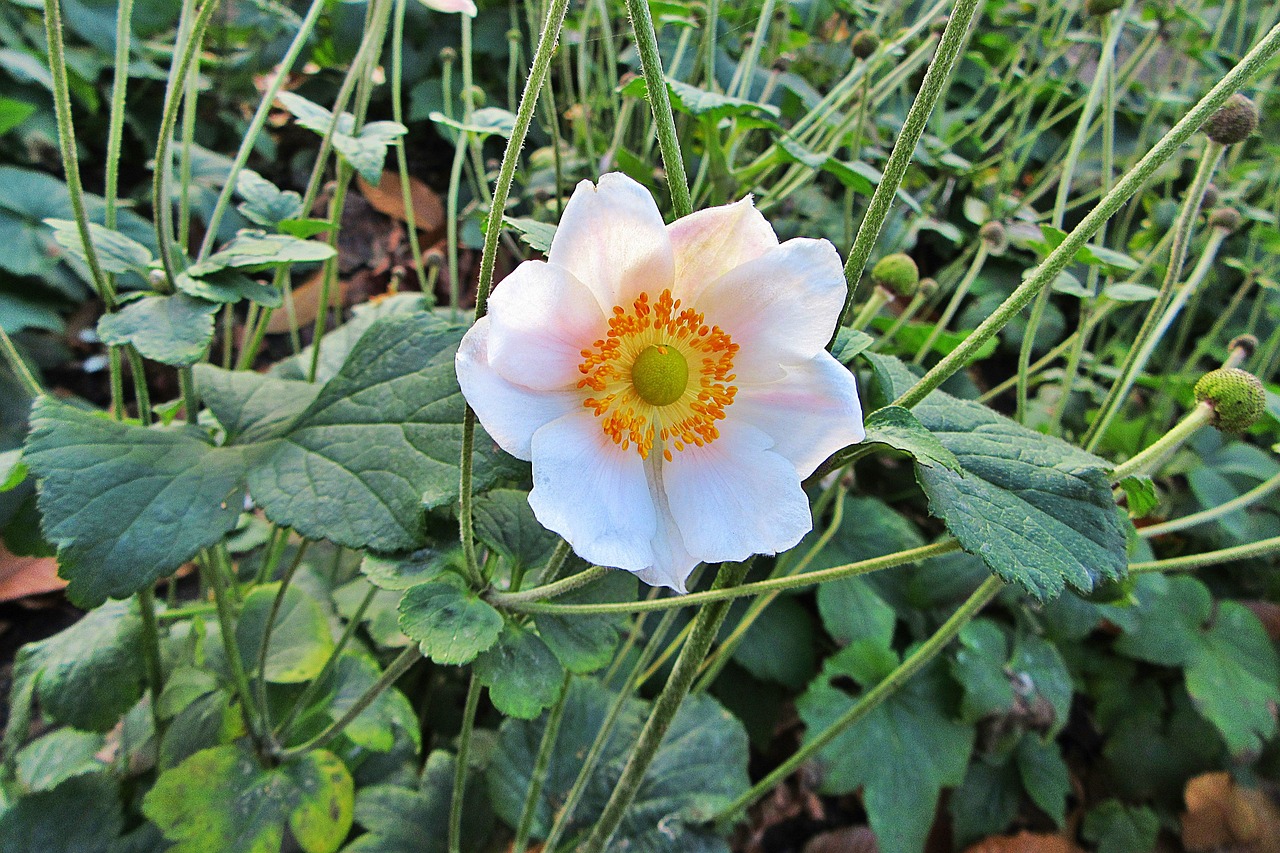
left=529, top=411, right=657, bottom=571
left=456, top=318, right=581, bottom=461
left=632, top=453, right=700, bottom=592
left=662, top=421, right=812, bottom=564
left=667, top=195, right=778, bottom=304
left=547, top=173, right=675, bottom=312
left=695, top=238, right=846, bottom=381
left=417, top=0, right=476, bottom=15
left=488, top=260, right=606, bottom=391
left=731, top=352, right=865, bottom=478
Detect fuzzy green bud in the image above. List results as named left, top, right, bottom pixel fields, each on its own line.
left=851, top=30, right=879, bottom=59
left=1194, top=367, right=1265, bottom=432
left=871, top=253, right=920, bottom=297
left=1208, top=207, right=1242, bottom=232
left=1202, top=94, right=1259, bottom=145
left=918, top=277, right=939, bottom=298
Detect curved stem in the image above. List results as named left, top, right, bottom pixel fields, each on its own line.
left=448, top=674, right=483, bottom=853
left=487, top=565, right=611, bottom=606
left=511, top=673, right=572, bottom=853
left=1130, top=534, right=1280, bottom=574
left=1109, top=402, right=1213, bottom=482
left=0, top=327, right=42, bottom=396
left=1140, top=471, right=1280, bottom=538
left=712, top=573, right=1004, bottom=827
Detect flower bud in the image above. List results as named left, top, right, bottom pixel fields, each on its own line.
left=1228, top=334, right=1258, bottom=359
left=918, top=277, right=939, bottom=298
left=1083, top=0, right=1123, bottom=14
left=979, top=220, right=1007, bottom=253
left=851, top=30, right=879, bottom=59
left=1200, top=182, right=1219, bottom=210
left=440, top=46, right=457, bottom=64
left=148, top=268, right=167, bottom=288
left=1194, top=367, right=1265, bottom=432
left=1202, top=94, right=1259, bottom=146
left=507, top=28, right=522, bottom=43
left=871, top=253, right=919, bottom=297
left=1208, top=207, right=1241, bottom=232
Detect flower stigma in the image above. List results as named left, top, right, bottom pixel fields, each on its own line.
left=578, top=288, right=738, bottom=462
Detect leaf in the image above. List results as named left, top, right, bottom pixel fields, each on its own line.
left=0, top=448, right=27, bottom=492
left=189, top=230, right=336, bottom=275
left=248, top=312, right=502, bottom=551
left=360, top=548, right=449, bottom=590
left=97, top=294, right=220, bottom=366
left=236, top=582, right=335, bottom=683
left=0, top=773, right=123, bottom=853
left=1010, top=632, right=1073, bottom=736
left=44, top=218, right=154, bottom=274
left=952, top=618, right=1015, bottom=721
left=731, top=595, right=818, bottom=690
left=861, top=406, right=961, bottom=471
left=346, top=751, right=493, bottom=853
left=796, top=658, right=974, bottom=853
left=175, top=269, right=284, bottom=308
left=429, top=107, right=516, bottom=139
left=503, top=216, right=557, bottom=253
left=473, top=623, right=564, bottom=718
left=1081, top=800, right=1158, bottom=853
left=235, top=170, right=304, bottom=228
left=333, top=122, right=409, bottom=184
left=1103, top=282, right=1159, bottom=302
left=323, top=653, right=419, bottom=752
left=142, top=745, right=353, bottom=853
left=0, top=97, right=36, bottom=135
left=23, top=397, right=246, bottom=606
left=830, top=328, right=874, bottom=364
left=196, top=365, right=321, bottom=443
left=535, top=570, right=636, bottom=674
left=950, top=759, right=1021, bottom=847
left=1016, top=736, right=1070, bottom=826
left=620, top=75, right=780, bottom=123
left=1184, top=601, right=1280, bottom=756
left=472, top=489, right=557, bottom=570
left=397, top=579, right=503, bottom=665
left=1118, top=475, right=1158, bottom=518
left=15, top=728, right=105, bottom=792
left=1112, top=574, right=1212, bottom=667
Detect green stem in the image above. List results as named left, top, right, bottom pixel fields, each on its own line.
left=1109, top=402, right=1213, bottom=481
left=578, top=561, right=750, bottom=853
left=499, top=540, right=960, bottom=614
left=204, top=548, right=262, bottom=746
left=136, top=586, right=167, bottom=741
left=712, top=573, right=1005, bottom=827
left=511, top=673, right=572, bottom=853
left=487, top=565, right=611, bottom=606
left=1130, top=534, right=1280, bottom=574
left=913, top=241, right=989, bottom=364
left=893, top=21, right=1280, bottom=411
left=624, top=0, right=692, bottom=217
left=0, top=327, right=42, bottom=396
left=1140, top=471, right=1280, bottom=538
left=449, top=674, right=483, bottom=853
left=832, top=0, right=981, bottom=339
left=391, top=0, right=431, bottom=292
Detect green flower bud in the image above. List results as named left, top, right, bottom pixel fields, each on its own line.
left=918, top=277, right=939, bottom=298
left=871, top=253, right=919, bottom=297
left=1194, top=367, right=1265, bottom=432
left=1202, top=94, right=1259, bottom=146
left=1208, top=207, right=1241, bottom=232
left=979, top=220, right=1007, bottom=253
left=851, top=30, right=880, bottom=59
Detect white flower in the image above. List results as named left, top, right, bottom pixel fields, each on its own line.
left=417, top=0, right=477, bottom=16
left=457, top=173, right=864, bottom=591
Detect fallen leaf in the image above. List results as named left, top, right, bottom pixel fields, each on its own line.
left=358, top=170, right=445, bottom=238
left=962, top=831, right=1083, bottom=853
left=1182, top=771, right=1280, bottom=853
left=803, top=826, right=880, bottom=853
left=265, top=269, right=347, bottom=333
left=0, top=541, right=66, bottom=601
left=1242, top=601, right=1280, bottom=643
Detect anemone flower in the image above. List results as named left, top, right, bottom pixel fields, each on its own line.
left=418, top=0, right=477, bottom=16
left=457, top=173, right=864, bottom=591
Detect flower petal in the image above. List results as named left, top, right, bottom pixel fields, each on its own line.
left=487, top=260, right=606, bottom=390
left=547, top=173, right=675, bottom=312
left=456, top=318, right=581, bottom=460
left=417, top=0, right=476, bottom=15
left=633, top=453, right=700, bottom=592
left=667, top=195, right=778, bottom=304
left=695, top=238, right=846, bottom=380
left=662, top=421, right=812, bottom=564
left=731, top=353, right=865, bottom=478
left=529, top=410, right=657, bottom=571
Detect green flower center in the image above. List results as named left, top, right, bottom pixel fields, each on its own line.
left=630, top=344, right=689, bottom=407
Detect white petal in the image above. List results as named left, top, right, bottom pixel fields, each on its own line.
left=547, top=173, right=675, bottom=312
left=418, top=0, right=476, bottom=15
left=632, top=453, right=700, bottom=593
left=529, top=410, right=657, bottom=572
left=456, top=318, right=581, bottom=461
left=667, top=195, right=778, bottom=304
left=487, top=260, right=606, bottom=391
left=731, top=353, right=865, bottom=478
left=695, top=238, right=846, bottom=381
left=662, top=421, right=813, bottom=564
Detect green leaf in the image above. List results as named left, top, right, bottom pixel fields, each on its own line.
left=731, top=595, right=818, bottom=691
left=535, top=570, right=635, bottom=674
left=190, top=230, right=336, bottom=275
left=487, top=679, right=748, bottom=848
left=1016, top=735, right=1070, bottom=826
left=97, top=294, right=220, bottom=366
left=1112, top=574, right=1212, bottom=667
left=952, top=618, right=1015, bottom=721
left=1118, top=475, right=1158, bottom=518
left=398, top=579, right=503, bottom=665
left=796, top=660, right=973, bottom=853
left=869, top=317, right=1000, bottom=360
left=195, top=365, right=320, bottom=443
left=1081, top=800, right=1158, bottom=853
left=360, top=548, right=449, bottom=590
left=272, top=293, right=429, bottom=383
left=0, top=97, right=36, bottom=135
left=1103, top=282, right=1160, bottom=302
left=346, top=751, right=493, bottom=853
left=472, top=489, right=557, bottom=570
left=324, top=653, right=420, bottom=752
left=503, top=216, right=556, bottom=253
left=949, top=759, right=1020, bottom=847
left=176, top=269, right=284, bottom=308
left=474, top=623, right=564, bottom=719
left=0, top=448, right=27, bottom=492
left=861, top=405, right=961, bottom=471
left=277, top=218, right=334, bottom=239
left=830, top=328, right=874, bottom=364
left=237, top=582, right=335, bottom=683
left=1010, top=632, right=1073, bottom=736
left=143, top=745, right=353, bottom=853
left=235, top=170, right=304, bottom=228
left=44, top=218, right=154, bottom=274
left=248, top=312, right=499, bottom=551
left=620, top=75, right=780, bottom=123
left=15, top=728, right=105, bottom=792
left=0, top=773, right=123, bottom=853
left=23, top=397, right=246, bottom=606
left=334, top=121, right=409, bottom=184
left=1184, top=601, right=1280, bottom=756
left=429, top=107, right=516, bottom=139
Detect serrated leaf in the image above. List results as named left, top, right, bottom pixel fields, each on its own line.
left=861, top=405, right=960, bottom=471
left=235, top=170, right=304, bottom=228
left=324, top=653, right=420, bottom=752
left=830, top=328, right=874, bottom=364
left=190, top=230, right=335, bottom=275
left=535, top=570, right=635, bottom=674
left=429, top=107, right=516, bottom=139
left=1016, top=735, right=1070, bottom=826
left=44, top=218, right=153, bottom=274
left=620, top=75, right=779, bottom=123
left=142, top=745, right=353, bottom=853
left=23, top=397, right=246, bottom=606
left=398, top=580, right=502, bottom=665
left=237, top=582, right=335, bottom=683
left=1184, top=601, right=1280, bottom=756
left=346, top=751, right=493, bottom=853
left=472, top=489, right=557, bottom=570
left=1113, top=574, right=1212, bottom=667
left=0, top=773, right=122, bottom=853
left=360, top=548, right=449, bottom=590
left=333, top=122, right=408, bottom=184
left=195, top=365, right=320, bottom=443
left=1118, top=475, right=1158, bottom=518
left=15, top=728, right=105, bottom=792
left=97, top=294, right=219, bottom=366
left=175, top=269, right=283, bottom=308
left=952, top=618, right=1015, bottom=722
left=474, top=623, right=564, bottom=718
left=1081, top=800, right=1158, bottom=853
left=503, top=216, right=556, bottom=253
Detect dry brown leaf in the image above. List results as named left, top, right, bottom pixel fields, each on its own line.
left=266, top=269, right=347, bottom=334
left=0, top=542, right=66, bottom=601
left=1243, top=601, right=1280, bottom=643
left=357, top=171, right=445, bottom=237
left=962, top=831, right=1083, bottom=853
left=803, top=825, right=880, bottom=853
left=1182, top=771, right=1280, bottom=853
